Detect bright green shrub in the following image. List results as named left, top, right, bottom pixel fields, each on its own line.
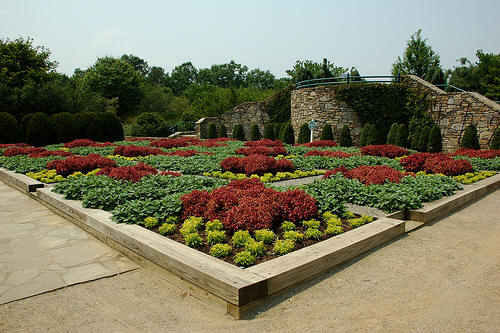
left=254, top=229, right=276, bottom=244
left=427, top=125, right=442, bottom=153
left=244, top=239, right=265, bottom=257
left=26, top=112, right=57, bottom=147
left=395, top=123, right=408, bottom=148
left=281, top=221, right=295, bottom=231
left=233, top=250, right=256, bottom=266
left=264, top=122, right=275, bottom=140
left=144, top=216, right=159, bottom=229
left=184, top=233, right=203, bottom=248
left=305, top=228, right=323, bottom=240
left=339, top=125, right=352, bottom=147
left=158, top=223, right=176, bottom=235
left=320, top=124, right=334, bottom=141
left=232, top=124, right=245, bottom=141
left=460, top=124, right=480, bottom=150
left=180, top=216, right=204, bottom=237
left=130, top=112, right=169, bottom=138
left=386, top=123, right=399, bottom=145
left=250, top=124, right=261, bottom=141
left=205, top=219, right=224, bottom=232
left=207, top=123, right=218, bottom=139
left=165, top=216, right=179, bottom=225
left=0, top=112, right=21, bottom=143
left=273, top=239, right=295, bottom=256
left=324, top=225, right=344, bottom=235
left=301, top=219, right=321, bottom=229
left=283, top=230, right=304, bottom=243
left=219, top=124, right=227, bottom=138
left=210, top=243, right=232, bottom=258
left=280, top=122, right=295, bottom=144
left=232, top=230, right=251, bottom=247
left=297, top=123, right=310, bottom=144
left=206, top=230, right=226, bottom=245
left=348, top=215, right=373, bottom=229
left=325, top=215, right=342, bottom=227
left=491, top=126, right=500, bottom=150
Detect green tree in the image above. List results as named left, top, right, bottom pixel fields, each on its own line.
left=392, top=30, right=444, bottom=84
left=490, top=126, right=500, bottom=149
left=120, top=54, right=150, bottom=76
left=339, top=125, right=353, bottom=147
left=286, top=59, right=347, bottom=82
left=166, top=62, right=198, bottom=95
left=50, top=112, right=77, bottom=143
left=476, top=50, right=500, bottom=100
left=26, top=112, right=57, bottom=146
left=297, top=123, right=310, bottom=143
left=427, top=125, right=442, bottom=153
left=263, top=122, right=275, bottom=140
left=138, top=83, right=176, bottom=120
left=280, top=122, right=295, bottom=144
left=411, top=127, right=422, bottom=150
left=273, top=123, right=282, bottom=141
left=418, top=126, right=431, bottom=152
left=460, top=124, right=480, bottom=150
left=218, top=124, right=227, bottom=138
left=147, top=66, right=168, bottom=85
left=320, top=124, right=334, bottom=141
left=207, top=123, right=218, bottom=139
left=82, top=57, right=144, bottom=118
left=245, top=68, right=275, bottom=89
left=197, top=61, right=248, bottom=88
left=446, top=58, right=481, bottom=92
left=359, top=123, right=371, bottom=147
left=250, top=124, right=261, bottom=141
left=395, top=123, right=408, bottom=148
left=233, top=124, right=245, bottom=141
left=130, top=112, right=169, bottom=137
left=386, top=123, right=399, bottom=145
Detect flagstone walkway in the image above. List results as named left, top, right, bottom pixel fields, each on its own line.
left=0, top=180, right=138, bottom=304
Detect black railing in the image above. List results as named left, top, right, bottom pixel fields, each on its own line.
left=295, top=75, right=401, bottom=89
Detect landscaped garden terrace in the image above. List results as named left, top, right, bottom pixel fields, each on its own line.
left=1, top=137, right=499, bottom=267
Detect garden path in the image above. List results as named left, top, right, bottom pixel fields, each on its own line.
left=0, top=180, right=138, bottom=304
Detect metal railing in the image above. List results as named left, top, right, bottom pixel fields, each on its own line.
left=295, top=75, right=401, bottom=89
left=434, top=84, right=466, bottom=92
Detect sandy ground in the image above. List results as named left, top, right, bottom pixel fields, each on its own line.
left=1, top=190, right=499, bottom=332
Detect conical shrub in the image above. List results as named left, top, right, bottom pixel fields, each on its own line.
left=490, top=126, right=500, bottom=150
left=233, top=124, right=245, bottom=141
left=386, top=123, right=399, bottom=145
left=263, top=122, right=275, bottom=140
left=418, top=126, right=430, bottom=152
left=219, top=124, right=227, bottom=138
left=395, top=124, right=408, bottom=148
left=207, top=123, right=218, bottom=139
left=460, top=124, right=480, bottom=150
left=297, top=123, right=310, bottom=143
left=250, top=124, right=261, bottom=141
left=320, top=124, right=334, bottom=141
left=339, top=125, right=352, bottom=147
left=427, top=125, right=442, bottom=153
left=280, top=122, right=295, bottom=144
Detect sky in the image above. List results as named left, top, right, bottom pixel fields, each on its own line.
left=1, top=0, right=499, bottom=78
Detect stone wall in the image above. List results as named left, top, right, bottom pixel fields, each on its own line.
left=402, top=75, right=500, bottom=151
left=195, top=102, right=269, bottom=139
left=290, top=86, right=363, bottom=144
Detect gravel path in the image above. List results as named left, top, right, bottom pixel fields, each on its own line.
left=1, top=190, right=498, bottom=332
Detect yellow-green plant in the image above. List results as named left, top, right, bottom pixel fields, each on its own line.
left=231, top=230, right=251, bottom=247
left=158, top=223, right=176, bottom=235
left=233, top=250, right=256, bottom=267
left=210, top=243, right=232, bottom=258
left=254, top=229, right=276, bottom=244
left=144, top=216, right=159, bottom=229
left=273, top=239, right=295, bottom=256
left=283, top=230, right=304, bottom=243
left=206, top=230, right=226, bottom=245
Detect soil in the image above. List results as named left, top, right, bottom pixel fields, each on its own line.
left=1, top=190, right=498, bottom=332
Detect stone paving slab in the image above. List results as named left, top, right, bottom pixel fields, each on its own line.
left=0, top=180, right=139, bottom=304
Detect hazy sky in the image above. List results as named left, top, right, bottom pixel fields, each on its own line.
left=1, top=0, right=499, bottom=78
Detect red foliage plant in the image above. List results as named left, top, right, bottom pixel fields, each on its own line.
left=46, top=154, right=117, bottom=176
left=324, top=165, right=410, bottom=185
left=304, top=150, right=358, bottom=158
left=220, top=154, right=295, bottom=176
left=160, top=171, right=182, bottom=177
left=180, top=178, right=318, bottom=232
left=235, top=146, right=287, bottom=156
left=164, top=150, right=201, bottom=157
left=28, top=150, right=74, bottom=158
left=400, top=153, right=473, bottom=176
left=125, top=137, right=155, bottom=142
left=113, top=145, right=164, bottom=157
left=150, top=137, right=201, bottom=149
left=0, top=143, right=31, bottom=148
left=63, top=139, right=114, bottom=148
left=244, top=139, right=283, bottom=147
left=297, top=140, right=338, bottom=148
left=452, top=148, right=500, bottom=159
left=3, top=147, right=46, bottom=156
left=97, top=163, right=159, bottom=182
left=360, top=145, right=409, bottom=158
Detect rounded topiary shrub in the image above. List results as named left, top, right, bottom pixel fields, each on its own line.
left=297, top=123, right=310, bottom=144
left=264, top=122, right=275, bottom=140
left=280, top=122, right=295, bottom=144
left=250, top=124, right=261, bottom=141
left=396, top=123, right=408, bottom=148
left=26, top=112, right=57, bottom=147
left=418, top=126, right=430, bottom=152
left=74, top=112, right=98, bottom=139
left=411, top=127, right=422, bottom=150
left=273, top=123, right=282, bottom=141
left=386, top=123, right=399, bottom=145
left=207, top=123, right=218, bottom=139
left=460, top=124, right=480, bottom=150
left=20, top=113, right=35, bottom=141
left=131, top=112, right=169, bottom=137
left=366, top=124, right=380, bottom=145
left=490, top=126, right=500, bottom=150
left=339, top=124, right=352, bottom=147
left=320, top=124, right=334, bottom=141
left=359, top=123, right=371, bottom=147
left=0, top=112, right=21, bottom=143
left=233, top=124, right=245, bottom=141
left=218, top=124, right=227, bottom=138
left=427, top=125, right=442, bottom=153
left=50, top=112, right=77, bottom=143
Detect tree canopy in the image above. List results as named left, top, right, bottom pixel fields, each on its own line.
left=286, top=59, right=347, bottom=82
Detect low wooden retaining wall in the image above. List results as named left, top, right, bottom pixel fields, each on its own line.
left=1, top=167, right=499, bottom=318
